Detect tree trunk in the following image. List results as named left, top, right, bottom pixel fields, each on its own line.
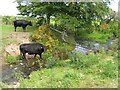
left=46, top=14, right=50, bottom=25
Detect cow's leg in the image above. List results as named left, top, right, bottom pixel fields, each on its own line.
left=23, top=53, right=26, bottom=60
left=23, top=27, right=26, bottom=32
left=34, top=54, right=37, bottom=58
left=14, top=26, right=17, bottom=32
left=39, top=54, right=42, bottom=61
left=22, top=53, right=28, bottom=66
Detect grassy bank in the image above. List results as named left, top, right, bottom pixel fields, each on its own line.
left=1, top=25, right=118, bottom=88
left=17, top=51, right=118, bottom=88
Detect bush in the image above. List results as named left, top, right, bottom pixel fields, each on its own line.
left=31, top=25, right=59, bottom=49
left=30, top=25, right=62, bottom=57
left=30, top=24, right=73, bottom=61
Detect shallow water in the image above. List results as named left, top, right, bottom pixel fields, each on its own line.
left=74, top=39, right=115, bottom=54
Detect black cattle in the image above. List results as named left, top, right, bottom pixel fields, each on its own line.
left=13, top=20, right=32, bottom=32
left=20, top=43, right=46, bottom=61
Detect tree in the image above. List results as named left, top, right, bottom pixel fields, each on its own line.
left=16, top=0, right=111, bottom=32
left=17, top=2, right=67, bottom=24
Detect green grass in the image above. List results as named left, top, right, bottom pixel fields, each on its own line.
left=87, top=31, right=111, bottom=43
left=1, top=24, right=118, bottom=88
left=76, top=30, right=112, bottom=44
left=1, top=25, right=13, bottom=37
left=1, top=24, right=37, bottom=34
left=1, top=25, right=13, bottom=52
left=5, top=55, right=20, bottom=64
left=1, top=25, right=37, bottom=43
left=16, top=50, right=118, bottom=88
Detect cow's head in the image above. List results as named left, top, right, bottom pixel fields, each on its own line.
left=28, top=21, right=32, bottom=26
left=43, top=45, right=49, bottom=52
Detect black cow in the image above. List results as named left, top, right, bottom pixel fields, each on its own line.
left=13, top=20, right=32, bottom=32
left=20, top=43, right=46, bottom=61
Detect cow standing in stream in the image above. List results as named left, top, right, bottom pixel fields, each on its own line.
left=13, top=20, right=32, bottom=32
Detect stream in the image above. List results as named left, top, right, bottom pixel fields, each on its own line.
left=74, top=39, right=117, bottom=54
left=1, top=36, right=117, bottom=87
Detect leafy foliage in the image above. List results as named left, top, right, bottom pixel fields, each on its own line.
left=31, top=24, right=59, bottom=50
left=16, top=1, right=118, bottom=43
left=16, top=1, right=111, bottom=29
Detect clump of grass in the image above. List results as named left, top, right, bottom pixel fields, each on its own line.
left=5, top=55, right=20, bottom=64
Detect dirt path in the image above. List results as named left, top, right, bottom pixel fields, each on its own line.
left=1, top=32, right=31, bottom=88
left=4, top=32, right=31, bottom=57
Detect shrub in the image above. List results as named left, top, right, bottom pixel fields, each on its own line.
left=30, top=25, right=59, bottom=50
left=30, top=25, right=73, bottom=61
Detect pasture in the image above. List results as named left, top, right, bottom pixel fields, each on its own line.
left=1, top=24, right=118, bottom=88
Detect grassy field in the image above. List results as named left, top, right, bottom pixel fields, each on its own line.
left=15, top=50, right=118, bottom=88
left=1, top=25, right=37, bottom=50
left=1, top=25, right=118, bottom=88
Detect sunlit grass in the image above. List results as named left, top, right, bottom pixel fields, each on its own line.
left=76, top=30, right=112, bottom=43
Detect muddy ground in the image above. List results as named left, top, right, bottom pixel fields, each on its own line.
left=1, top=32, right=38, bottom=88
